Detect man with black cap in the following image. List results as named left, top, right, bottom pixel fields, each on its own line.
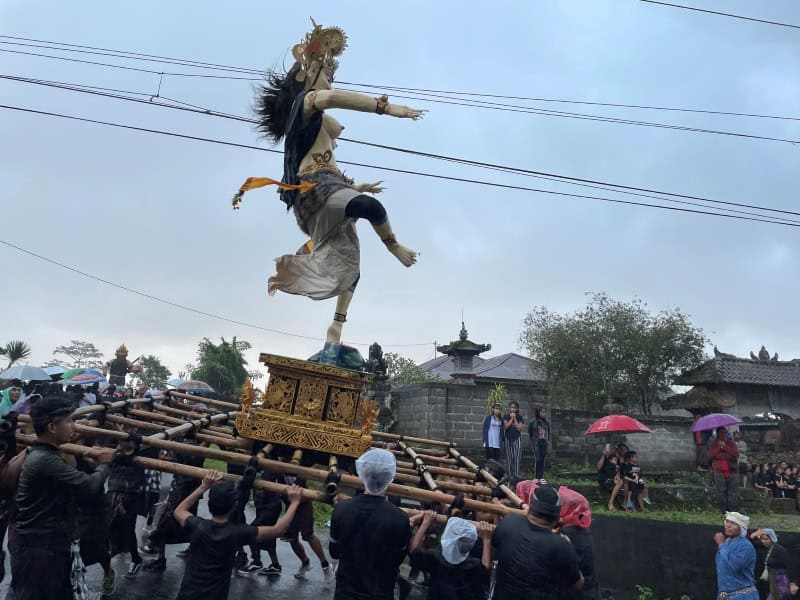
left=329, top=448, right=412, bottom=600
left=172, top=469, right=303, bottom=600
left=11, top=392, right=115, bottom=600
left=492, top=484, right=584, bottom=599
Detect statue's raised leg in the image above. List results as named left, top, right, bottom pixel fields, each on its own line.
left=344, top=195, right=417, bottom=267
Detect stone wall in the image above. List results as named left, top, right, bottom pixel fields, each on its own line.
left=394, top=383, right=696, bottom=468
left=593, top=515, right=800, bottom=599
left=728, top=383, right=800, bottom=419
left=551, top=409, right=696, bottom=467
left=394, top=380, right=548, bottom=447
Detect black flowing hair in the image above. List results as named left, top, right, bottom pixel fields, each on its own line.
left=254, top=63, right=305, bottom=143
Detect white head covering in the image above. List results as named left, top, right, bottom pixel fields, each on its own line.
left=355, top=449, right=396, bottom=495
left=441, top=517, right=478, bottom=565
left=762, top=528, right=778, bottom=543
left=725, top=511, right=750, bottom=536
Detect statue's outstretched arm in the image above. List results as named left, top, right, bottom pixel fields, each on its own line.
left=308, top=90, right=425, bottom=120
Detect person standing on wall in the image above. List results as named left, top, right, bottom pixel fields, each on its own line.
left=482, top=403, right=504, bottom=460
left=708, top=426, right=740, bottom=513
left=529, top=406, right=550, bottom=484
left=503, top=401, right=524, bottom=480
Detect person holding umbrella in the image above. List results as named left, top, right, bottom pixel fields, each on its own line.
left=709, top=426, right=740, bottom=513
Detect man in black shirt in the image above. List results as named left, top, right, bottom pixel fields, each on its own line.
left=173, top=470, right=303, bottom=600
left=11, top=393, right=115, bottom=600
left=492, top=485, right=583, bottom=600
left=330, top=448, right=411, bottom=600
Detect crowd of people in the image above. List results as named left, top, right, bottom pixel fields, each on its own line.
left=751, top=462, right=799, bottom=505
left=482, top=402, right=550, bottom=484
left=595, top=442, right=652, bottom=511
left=0, top=383, right=595, bottom=600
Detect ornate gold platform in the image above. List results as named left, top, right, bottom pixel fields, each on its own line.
left=235, top=353, right=377, bottom=457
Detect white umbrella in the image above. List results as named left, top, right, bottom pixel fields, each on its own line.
left=0, top=365, right=51, bottom=381
left=166, top=378, right=185, bottom=388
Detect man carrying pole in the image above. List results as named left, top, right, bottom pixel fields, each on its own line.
left=172, top=470, right=303, bottom=600
left=11, top=392, right=115, bottom=600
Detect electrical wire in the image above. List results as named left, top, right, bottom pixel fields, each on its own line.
left=640, top=1, right=800, bottom=30
left=3, top=35, right=799, bottom=123
left=0, top=238, right=432, bottom=348
left=4, top=74, right=800, bottom=221
left=1, top=103, right=799, bottom=228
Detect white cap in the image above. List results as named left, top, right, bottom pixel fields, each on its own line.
left=355, top=448, right=396, bottom=495
left=441, top=518, right=478, bottom=565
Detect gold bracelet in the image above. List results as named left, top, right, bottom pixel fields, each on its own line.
left=375, top=95, right=389, bottom=115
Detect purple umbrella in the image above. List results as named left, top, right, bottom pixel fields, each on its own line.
left=691, top=412, right=742, bottom=432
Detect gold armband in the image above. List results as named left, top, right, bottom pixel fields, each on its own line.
left=375, top=95, right=389, bottom=115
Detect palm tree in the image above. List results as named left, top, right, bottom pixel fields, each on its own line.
left=0, top=340, right=32, bottom=368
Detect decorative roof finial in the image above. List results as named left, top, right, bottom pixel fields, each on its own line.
left=459, top=321, right=468, bottom=341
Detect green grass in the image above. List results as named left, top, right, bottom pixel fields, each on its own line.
left=594, top=506, right=800, bottom=530
left=313, top=502, right=333, bottom=528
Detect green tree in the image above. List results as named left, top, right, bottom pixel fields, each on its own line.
left=0, top=340, right=32, bottom=368
left=519, top=292, right=707, bottom=414
left=48, top=340, right=104, bottom=369
left=131, top=355, right=172, bottom=389
left=384, top=352, right=438, bottom=387
left=191, top=337, right=251, bottom=401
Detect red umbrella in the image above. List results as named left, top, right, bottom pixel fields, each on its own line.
left=585, top=415, right=652, bottom=435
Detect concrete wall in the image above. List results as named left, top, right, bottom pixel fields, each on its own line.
left=723, top=383, right=800, bottom=419
left=593, top=515, right=800, bottom=599
left=551, top=409, right=696, bottom=467
left=394, top=383, right=695, bottom=467
left=394, top=380, right=547, bottom=448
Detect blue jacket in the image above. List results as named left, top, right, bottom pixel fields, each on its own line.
left=716, top=536, right=757, bottom=596
left=483, top=415, right=503, bottom=448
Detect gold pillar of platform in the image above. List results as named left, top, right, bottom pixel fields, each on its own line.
left=235, top=353, right=378, bottom=457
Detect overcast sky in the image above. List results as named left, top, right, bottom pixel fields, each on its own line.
left=1, top=1, right=799, bottom=378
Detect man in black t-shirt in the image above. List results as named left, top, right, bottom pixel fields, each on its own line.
left=172, top=470, right=302, bottom=600
left=330, top=448, right=411, bottom=600
left=492, top=485, right=583, bottom=600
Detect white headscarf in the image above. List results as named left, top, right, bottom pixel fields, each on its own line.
left=725, top=511, right=750, bottom=537
left=441, top=517, right=478, bottom=565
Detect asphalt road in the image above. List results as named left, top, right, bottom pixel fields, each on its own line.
left=0, top=477, right=426, bottom=600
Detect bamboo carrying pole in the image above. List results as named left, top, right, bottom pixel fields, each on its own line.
left=397, top=441, right=439, bottom=491
left=15, top=435, right=473, bottom=528
left=449, top=446, right=526, bottom=508
left=167, top=391, right=240, bottom=411
left=64, top=423, right=523, bottom=518
left=371, top=430, right=454, bottom=449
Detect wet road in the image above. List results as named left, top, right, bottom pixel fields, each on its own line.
left=0, top=486, right=426, bottom=600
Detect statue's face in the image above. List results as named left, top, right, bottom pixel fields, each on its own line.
left=306, top=60, right=333, bottom=91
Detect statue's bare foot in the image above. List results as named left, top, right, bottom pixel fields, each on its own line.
left=326, top=321, right=343, bottom=344
left=388, top=243, right=418, bottom=267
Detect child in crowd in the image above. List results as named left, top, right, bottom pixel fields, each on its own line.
left=622, top=451, right=652, bottom=511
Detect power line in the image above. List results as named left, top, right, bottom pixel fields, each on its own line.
left=0, top=238, right=431, bottom=348
left=2, top=103, right=799, bottom=228
left=336, top=84, right=800, bottom=147
left=640, top=1, right=800, bottom=30
left=7, top=44, right=799, bottom=146
left=4, top=35, right=799, bottom=124
left=4, top=74, right=800, bottom=221
left=338, top=82, right=800, bottom=124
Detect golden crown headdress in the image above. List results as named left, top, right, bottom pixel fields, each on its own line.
left=292, top=18, right=347, bottom=83
left=116, top=344, right=128, bottom=356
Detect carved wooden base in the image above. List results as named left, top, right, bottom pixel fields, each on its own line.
left=236, top=353, right=378, bottom=457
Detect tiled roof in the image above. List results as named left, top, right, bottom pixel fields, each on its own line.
left=419, top=352, right=544, bottom=382
left=675, top=357, right=800, bottom=388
